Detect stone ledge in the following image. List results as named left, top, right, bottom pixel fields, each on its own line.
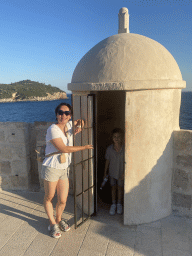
left=68, top=80, right=186, bottom=92
left=176, top=155, right=192, bottom=168
left=173, top=130, right=192, bottom=151
left=173, top=168, right=189, bottom=191
left=172, top=192, right=192, bottom=209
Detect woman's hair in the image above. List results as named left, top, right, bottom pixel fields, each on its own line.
left=55, top=102, right=73, bottom=116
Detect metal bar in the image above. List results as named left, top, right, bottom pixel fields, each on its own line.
left=75, top=208, right=97, bottom=229
left=80, top=96, right=84, bottom=223
left=77, top=126, right=92, bottom=129
left=93, top=94, right=97, bottom=214
left=72, top=94, right=78, bottom=229
left=87, top=95, right=90, bottom=217
left=73, top=156, right=94, bottom=167
left=76, top=216, right=90, bottom=228
left=76, top=184, right=95, bottom=197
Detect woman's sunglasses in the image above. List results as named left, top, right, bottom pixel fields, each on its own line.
left=57, top=110, right=71, bottom=116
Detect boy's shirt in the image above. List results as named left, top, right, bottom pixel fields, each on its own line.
left=105, top=144, right=124, bottom=180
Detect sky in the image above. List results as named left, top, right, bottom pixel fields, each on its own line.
left=0, top=0, right=191, bottom=93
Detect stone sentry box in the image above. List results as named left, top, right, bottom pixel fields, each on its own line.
left=68, top=7, right=186, bottom=225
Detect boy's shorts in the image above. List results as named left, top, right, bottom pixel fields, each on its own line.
left=110, top=176, right=124, bottom=187
left=41, top=165, right=69, bottom=182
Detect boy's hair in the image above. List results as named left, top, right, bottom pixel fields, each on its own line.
left=112, top=128, right=124, bottom=137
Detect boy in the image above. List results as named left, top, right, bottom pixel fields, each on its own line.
left=104, top=128, right=124, bottom=215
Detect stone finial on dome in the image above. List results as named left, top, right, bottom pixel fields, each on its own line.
left=118, top=7, right=129, bottom=34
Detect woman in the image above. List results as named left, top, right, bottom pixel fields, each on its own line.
left=41, top=102, right=93, bottom=238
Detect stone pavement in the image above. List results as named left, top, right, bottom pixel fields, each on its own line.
left=0, top=190, right=192, bottom=256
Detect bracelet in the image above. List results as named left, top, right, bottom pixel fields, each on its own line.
left=77, top=125, right=81, bottom=128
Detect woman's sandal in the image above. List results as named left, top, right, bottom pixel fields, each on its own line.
left=59, top=220, right=70, bottom=232
left=48, top=224, right=61, bottom=238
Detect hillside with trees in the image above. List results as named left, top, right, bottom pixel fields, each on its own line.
left=0, top=80, right=67, bottom=101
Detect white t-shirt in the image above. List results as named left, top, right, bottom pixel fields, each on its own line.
left=42, top=121, right=73, bottom=169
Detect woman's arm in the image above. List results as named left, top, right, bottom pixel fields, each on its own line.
left=51, top=137, right=93, bottom=153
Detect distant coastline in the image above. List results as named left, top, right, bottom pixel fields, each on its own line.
left=0, top=92, right=68, bottom=103
left=0, top=79, right=68, bottom=103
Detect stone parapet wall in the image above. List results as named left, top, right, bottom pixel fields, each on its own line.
left=0, top=122, right=31, bottom=190
left=1, top=122, right=192, bottom=217
left=0, top=122, right=73, bottom=194
left=172, top=130, right=192, bottom=217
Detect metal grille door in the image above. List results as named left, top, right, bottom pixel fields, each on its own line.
left=72, top=94, right=96, bottom=228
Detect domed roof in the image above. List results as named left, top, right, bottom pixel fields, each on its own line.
left=68, top=18, right=185, bottom=91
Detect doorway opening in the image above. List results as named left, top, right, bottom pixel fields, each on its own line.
left=72, top=91, right=125, bottom=228
left=96, top=91, right=125, bottom=206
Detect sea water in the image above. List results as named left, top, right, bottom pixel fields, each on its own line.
left=0, top=92, right=191, bottom=130
left=0, top=94, right=72, bottom=123
left=180, top=91, right=192, bottom=130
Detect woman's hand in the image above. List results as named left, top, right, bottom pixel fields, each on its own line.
left=85, top=145, right=94, bottom=150
left=75, top=126, right=82, bottom=135
left=74, top=119, right=85, bottom=135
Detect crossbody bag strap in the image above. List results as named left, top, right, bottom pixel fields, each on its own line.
left=45, top=151, right=60, bottom=158
left=45, top=151, right=66, bottom=163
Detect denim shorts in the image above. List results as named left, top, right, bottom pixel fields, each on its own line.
left=41, top=165, right=70, bottom=182
left=110, top=176, right=124, bottom=187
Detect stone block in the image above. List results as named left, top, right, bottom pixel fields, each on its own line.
left=0, top=146, right=13, bottom=160
left=0, top=161, right=11, bottom=175
left=36, top=129, right=47, bottom=142
left=172, top=205, right=192, bottom=218
left=34, top=121, right=52, bottom=128
left=2, top=122, right=30, bottom=144
left=10, top=175, right=28, bottom=189
left=172, top=192, right=192, bottom=208
left=7, top=129, right=26, bottom=144
left=11, top=144, right=29, bottom=158
left=0, top=176, right=11, bottom=189
left=176, top=155, right=192, bottom=167
left=0, top=130, right=5, bottom=141
left=174, top=130, right=192, bottom=151
left=0, top=144, right=29, bottom=161
left=11, top=159, right=30, bottom=176
left=173, top=169, right=189, bottom=190
left=37, top=162, right=44, bottom=189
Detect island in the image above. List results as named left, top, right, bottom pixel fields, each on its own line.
left=0, top=80, right=68, bottom=102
